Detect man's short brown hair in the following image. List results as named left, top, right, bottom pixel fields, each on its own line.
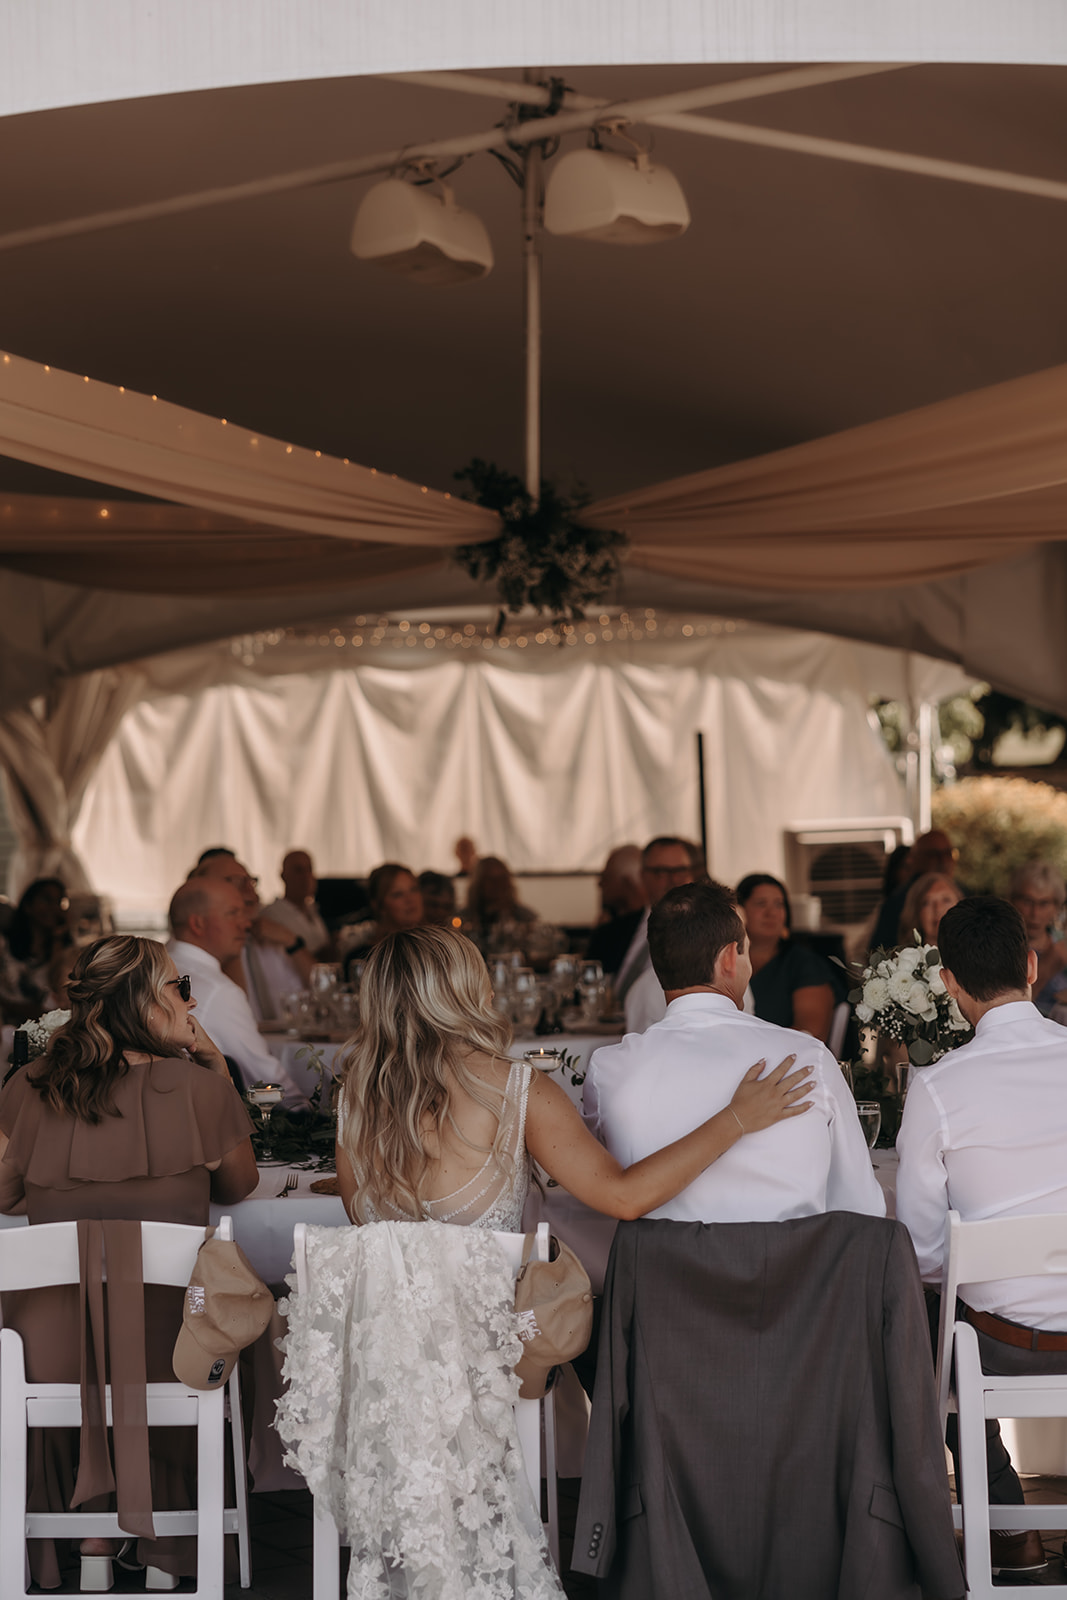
left=648, top=880, right=745, bottom=991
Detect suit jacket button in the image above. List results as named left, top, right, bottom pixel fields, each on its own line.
left=587, top=1546, right=598, bottom=1559
left=593, top=1522, right=603, bottom=1533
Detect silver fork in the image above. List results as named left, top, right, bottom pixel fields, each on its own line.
left=275, top=1173, right=298, bottom=1198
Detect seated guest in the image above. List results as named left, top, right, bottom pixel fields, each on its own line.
left=736, top=872, right=835, bottom=1041
left=3, top=876, right=70, bottom=1020
left=418, top=870, right=458, bottom=928
left=192, top=849, right=313, bottom=1018
left=617, top=837, right=700, bottom=1032
left=168, top=878, right=311, bottom=1108
left=896, top=896, right=1067, bottom=1576
left=464, top=856, right=535, bottom=951
left=1008, top=859, right=1067, bottom=1015
left=870, top=829, right=959, bottom=952
left=259, top=849, right=331, bottom=958
left=585, top=881, right=884, bottom=1221
left=897, top=871, right=963, bottom=949
left=345, top=864, right=425, bottom=959
left=0, top=934, right=256, bottom=1589
left=586, top=845, right=648, bottom=976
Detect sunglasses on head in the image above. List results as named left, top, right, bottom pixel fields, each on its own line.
left=169, top=974, right=192, bottom=1002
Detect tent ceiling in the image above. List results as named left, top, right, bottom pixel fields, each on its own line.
left=2, top=63, right=1067, bottom=505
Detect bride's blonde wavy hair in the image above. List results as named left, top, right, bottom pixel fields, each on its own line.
left=336, top=924, right=515, bottom=1223
left=28, top=935, right=175, bottom=1123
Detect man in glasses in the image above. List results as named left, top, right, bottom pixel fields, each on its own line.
left=611, top=837, right=701, bottom=1033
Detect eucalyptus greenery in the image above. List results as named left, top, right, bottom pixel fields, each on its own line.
left=452, top=459, right=628, bottom=629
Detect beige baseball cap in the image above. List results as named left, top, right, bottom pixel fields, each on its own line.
left=172, top=1238, right=274, bottom=1390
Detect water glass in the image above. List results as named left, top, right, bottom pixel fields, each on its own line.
left=246, top=1083, right=284, bottom=1161
left=580, top=959, right=604, bottom=988
left=856, top=1100, right=882, bottom=1150
left=838, top=1059, right=854, bottom=1094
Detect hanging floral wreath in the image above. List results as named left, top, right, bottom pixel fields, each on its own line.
left=452, top=459, right=628, bottom=630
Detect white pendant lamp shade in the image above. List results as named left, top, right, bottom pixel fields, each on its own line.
left=544, top=148, right=691, bottom=245
left=350, top=179, right=494, bottom=284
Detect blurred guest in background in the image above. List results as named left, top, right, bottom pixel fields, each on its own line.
left=346, top=864, right=426, bottom=958
left=260, top=849, right=331, bottom=958
left=2, top=877, right=70, bottom=1020
left=418, top=870, right=459, bottom=928
left=454, top=836, right=478, bottom=878
left=736, top=873, right=834, bottom=1042
left=192, top=849, right=313, bottom=1018
left=870, top=830, right=959, bottom=952
left=1009, top=860, right=1067, bottom=1015
left=464, top=856, right=536, bottom=951
left=620, top=838, right=701, bottom=1033
left=586, top=845, right=648, bottom=976
left=898, top=872, right=963, bottom=950
left=169, top=877, right=310, bottom=1108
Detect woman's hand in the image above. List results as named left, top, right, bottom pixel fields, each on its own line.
left=186, top=1017, right=231, bottom=1079
left=728, top=1054, right=813, bottom=1134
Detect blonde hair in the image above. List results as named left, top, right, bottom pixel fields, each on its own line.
left=336, top=925, right=514, bottom=1223
left=28, top=935, right=174, bottom=1123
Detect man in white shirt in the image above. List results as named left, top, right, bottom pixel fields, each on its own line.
left=192, top=849, right=313, bottom=1021
left=897, top=895, right=1067, bottom=1575
left=259, top=849, right=331, bottom=957
left=168, top=877, right=312, bottom=1110
left=615, top=836, right=698, bottom=1027
left=585, top=880, right=884, bottom=1224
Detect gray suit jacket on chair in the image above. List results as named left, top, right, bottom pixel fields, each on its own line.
left=573, top=1213, right=964, bottom=1600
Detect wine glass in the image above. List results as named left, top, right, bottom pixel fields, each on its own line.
left=856, top=1100, right=881, bottom=1151
left=246, top=1083, right=284, bottom=1162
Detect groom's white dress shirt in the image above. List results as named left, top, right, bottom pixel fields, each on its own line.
left=168, top=938, right=311, bottom=1110
left=583, top=992, right=884, bottom=1223
left=896, top=999, right=1067, bottom=1329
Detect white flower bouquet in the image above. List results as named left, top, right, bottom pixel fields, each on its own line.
left=848, top=940, right=971, bottom=1066
left=21, top=1008, right=71, bottom=1060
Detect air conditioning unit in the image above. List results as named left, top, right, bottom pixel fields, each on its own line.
left=784, top=818, right=914, bottom=928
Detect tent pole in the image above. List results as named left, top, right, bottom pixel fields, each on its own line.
left=522, top=138, right=543, bottom=505
left=696, top=731, right=709, bottom=870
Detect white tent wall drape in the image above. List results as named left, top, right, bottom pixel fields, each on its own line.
left=68, top=626, right=969, bottom=917
left=0, top=665, right=147, bottom=895
left=3, top=1, right=1067, bottom=120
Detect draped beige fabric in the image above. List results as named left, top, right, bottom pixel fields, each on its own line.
left=0, top=349, right=496, bottom=558
left=2, top=352, right=1067, bottom=601
left=591, top=363, right=1067, bottom=590
left=0, top=666, right=146, bottom=889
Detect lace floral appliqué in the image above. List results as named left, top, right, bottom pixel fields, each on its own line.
left=275, top=1221, right=564, bottom=1599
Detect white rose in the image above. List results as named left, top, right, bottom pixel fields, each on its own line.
left=927, top=968, right=946, bottom=995
left=895, top=946, right=923, bottom=974
left=887, top=971, right=915, bottom=1006
left=863, top=976, right=890, bottom=1012
left=855, top=1002, right=874, bottom=1023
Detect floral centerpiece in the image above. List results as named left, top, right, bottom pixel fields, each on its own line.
left=849, top=940, right=971, bottom=1066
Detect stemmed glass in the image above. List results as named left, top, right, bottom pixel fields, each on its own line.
left=856, top=1101, right=882, bottom=1151
left=246, top=1083, right=284, bottom=1162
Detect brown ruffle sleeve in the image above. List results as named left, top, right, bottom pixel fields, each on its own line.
left=0, top=1057, right=253, bottom=1191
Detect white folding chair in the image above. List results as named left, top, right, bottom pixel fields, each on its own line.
left=292, top=1220, right=560, bottom=1600
left=0, top=1215, right=252, bottom=1599
left=934, top=1208, right=1067, bottom=1598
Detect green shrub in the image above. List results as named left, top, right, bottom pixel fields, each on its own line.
left=932, top=775, right=1067, bottom=896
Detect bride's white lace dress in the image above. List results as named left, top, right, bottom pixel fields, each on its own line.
left=276, top=1065, right=563, bottom=1599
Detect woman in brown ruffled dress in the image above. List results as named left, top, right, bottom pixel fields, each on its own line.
left=0, top=935, right=257, bottom=1590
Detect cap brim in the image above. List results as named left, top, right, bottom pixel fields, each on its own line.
left=172, top=1320, right=238, bottom=1390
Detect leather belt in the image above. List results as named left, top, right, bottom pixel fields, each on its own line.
left=964, top=1305, right=1067, bottom=1353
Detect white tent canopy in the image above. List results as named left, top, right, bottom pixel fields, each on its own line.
left=4, top=2, right=1067, bottom=120
left=2, top=38, right=1066, bottom=895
